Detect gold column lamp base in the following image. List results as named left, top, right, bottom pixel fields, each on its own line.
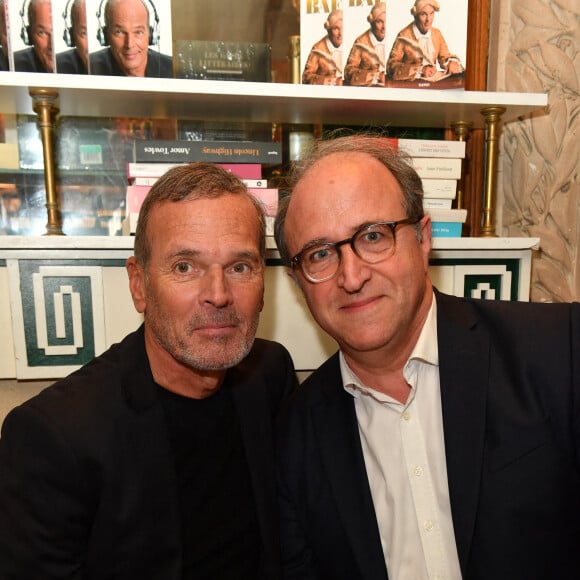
left=29, top=88, right=63, bottom=236
left=480, top=106, right=506, bottom=237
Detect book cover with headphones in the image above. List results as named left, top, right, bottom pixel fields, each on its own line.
left=84, top=0, right=173, bottom=77
left=8, top=0, right=57, bottom=73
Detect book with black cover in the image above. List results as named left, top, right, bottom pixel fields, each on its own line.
left=134, top=139, right=282, bottom=165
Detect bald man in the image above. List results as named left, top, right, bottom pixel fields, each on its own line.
left=302, top=9, right=343, bottom=85
left=56, top=0, right=89, bottom=74
left=13, top=0, right=55, bottom=73
left=344, top=2, right=387, bottom=86
left=89, top=0, right=172, bottom=77
left=387, top=0, right=463, bottom=81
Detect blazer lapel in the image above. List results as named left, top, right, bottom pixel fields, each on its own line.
left=231, top=369, right=281, bottom=577
left=312, top=359, right=388, bottom=579
left=436, top=292, right=489, bottom=573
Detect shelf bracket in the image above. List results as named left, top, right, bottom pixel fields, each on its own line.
left=480, top=106, right=506, bottom=237
left=30, top=87, right=63, bottom=236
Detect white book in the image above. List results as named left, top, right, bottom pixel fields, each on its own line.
left=410, top=157, right=462, bottom=180
left=427, top=208, right=467, bottom=223
left=130, top=176, right=161, bottom=186
left=390, top=138, right=466, bottom=158
left=423, top=198, right=453, bottom=209
left=422, top=178, right=458, bottom=199
left=131, top=176, right=268, bottom=188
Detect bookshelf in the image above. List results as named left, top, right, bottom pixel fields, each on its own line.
left=0, top=72, right=547, bottom=377
left=0, top=72, right=546, bottom=127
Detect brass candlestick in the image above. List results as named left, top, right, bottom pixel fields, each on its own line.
left=480, top=106, right=506, bottom=237
left=30, top=88, right=63, bottom=236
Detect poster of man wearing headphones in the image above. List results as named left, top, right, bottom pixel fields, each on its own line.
left=85, top=0, right=173, bottom=77
left=7, top=0, right=172, bottom=75
left=8, top=0, right=56, bottom=72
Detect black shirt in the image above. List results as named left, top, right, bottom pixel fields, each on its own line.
left=160, top=381, right=261, bottom=579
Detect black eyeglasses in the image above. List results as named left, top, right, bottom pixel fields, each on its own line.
left=291, top=218, right=421, bottom=283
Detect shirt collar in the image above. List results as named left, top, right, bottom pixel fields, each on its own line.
left=341, top=293, right=438, bottom=397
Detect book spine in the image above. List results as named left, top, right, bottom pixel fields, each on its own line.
left=410, top=158, right=462, bottom=180
left=430, top=222, right=463, bottom=237
left=422, top=198, right=453, bottom=209
left=130, top=176, right=268, bottom=188
left=125, top=185, right=151, bottom=214
left=127, top=163, right=263, bottom=179
left=426, top=208, right=467, bottom=222
left=387, top=138, right=466, bottom=158
left=247, top=188, right=278, bottom=217
left=421, top=178, right=457, bottom=198
left=134, top=140, right=282, bottom=164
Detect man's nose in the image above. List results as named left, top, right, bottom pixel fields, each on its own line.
left=336, top=245, right=371, bottom=293
left=199, top=266, right=233, bottom=308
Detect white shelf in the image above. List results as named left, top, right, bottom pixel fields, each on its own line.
left=0, top=72, right=547, bottom=128
left=0, top=235, right=541, bottom=256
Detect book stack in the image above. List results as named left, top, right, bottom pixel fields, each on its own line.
left=386, top=137, right=466, bottom=237
left=124, top=139, right=282, bottom=235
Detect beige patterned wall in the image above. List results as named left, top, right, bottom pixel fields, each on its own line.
left=488, top=0, right=579, bottom=302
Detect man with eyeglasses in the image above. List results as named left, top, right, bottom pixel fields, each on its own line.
left=274, top=133, right=580, bottom=580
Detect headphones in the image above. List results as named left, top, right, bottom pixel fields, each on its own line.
left=62, top=0, right=77, bottom=47
left=19, top=0, right=32, bottom=45
left=96, top=0, right=160, bottom=47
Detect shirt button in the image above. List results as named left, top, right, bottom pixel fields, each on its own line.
left=424, top=520, right=434, bottom=532
left=414, top=466, right=423, bottom=477
left=402, top=411, right=411, bottom=421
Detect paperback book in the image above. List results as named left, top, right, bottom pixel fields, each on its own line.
left=299, top=0, right=344, bottom=86
left=8, top=0, right=57, bottom=73
left=383, top=0, right=467, bottom=90
left=134, top=140, right=282, bottom=165
left=342, top=1, right=387, bottom=87
left=127, top=162, right=263, bottom=180
left=410, top=157, right=462, bottom=180
left=387, top=137, right=465, bottom=158
left=130, top=176, right=268, bottom=188
left=85, top=0, right=174, bottom=78
left=124, top=184, right=278, bottom=235
left=337, top=0, right=467, bottom=89
left=423, top=198, right=453, bottom=209
left=428, top=208, right=467, bottom=237
left=422, top=178, right=457, bottom=198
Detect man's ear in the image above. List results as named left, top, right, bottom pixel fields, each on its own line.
left=419, top=215, right=432, bottom=270
left=126, top=256, right=147, bottom=314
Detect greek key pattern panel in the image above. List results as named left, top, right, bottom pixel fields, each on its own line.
left=8, top=260, right=106, bottom=379
left=429, top=258, right=520, bottom=301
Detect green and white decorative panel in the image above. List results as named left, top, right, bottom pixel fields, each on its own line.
left=455, top=264, right=511, bottom=300
left=8, top=260, right=106, bottom=379
left=429, top=258, right=521, bottom=301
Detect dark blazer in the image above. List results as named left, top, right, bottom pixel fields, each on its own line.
left=277, top=291, right=580, bottom=580
left=13, top=47, right=52, bottom=72
left=0, top=326, right=297, bottom=579
left=89, top=47, right=173, bottom=77
left=56, top=49, right=88, bottom=74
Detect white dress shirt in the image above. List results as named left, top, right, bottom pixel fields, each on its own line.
left=341, top=297, right=462, bottom=580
